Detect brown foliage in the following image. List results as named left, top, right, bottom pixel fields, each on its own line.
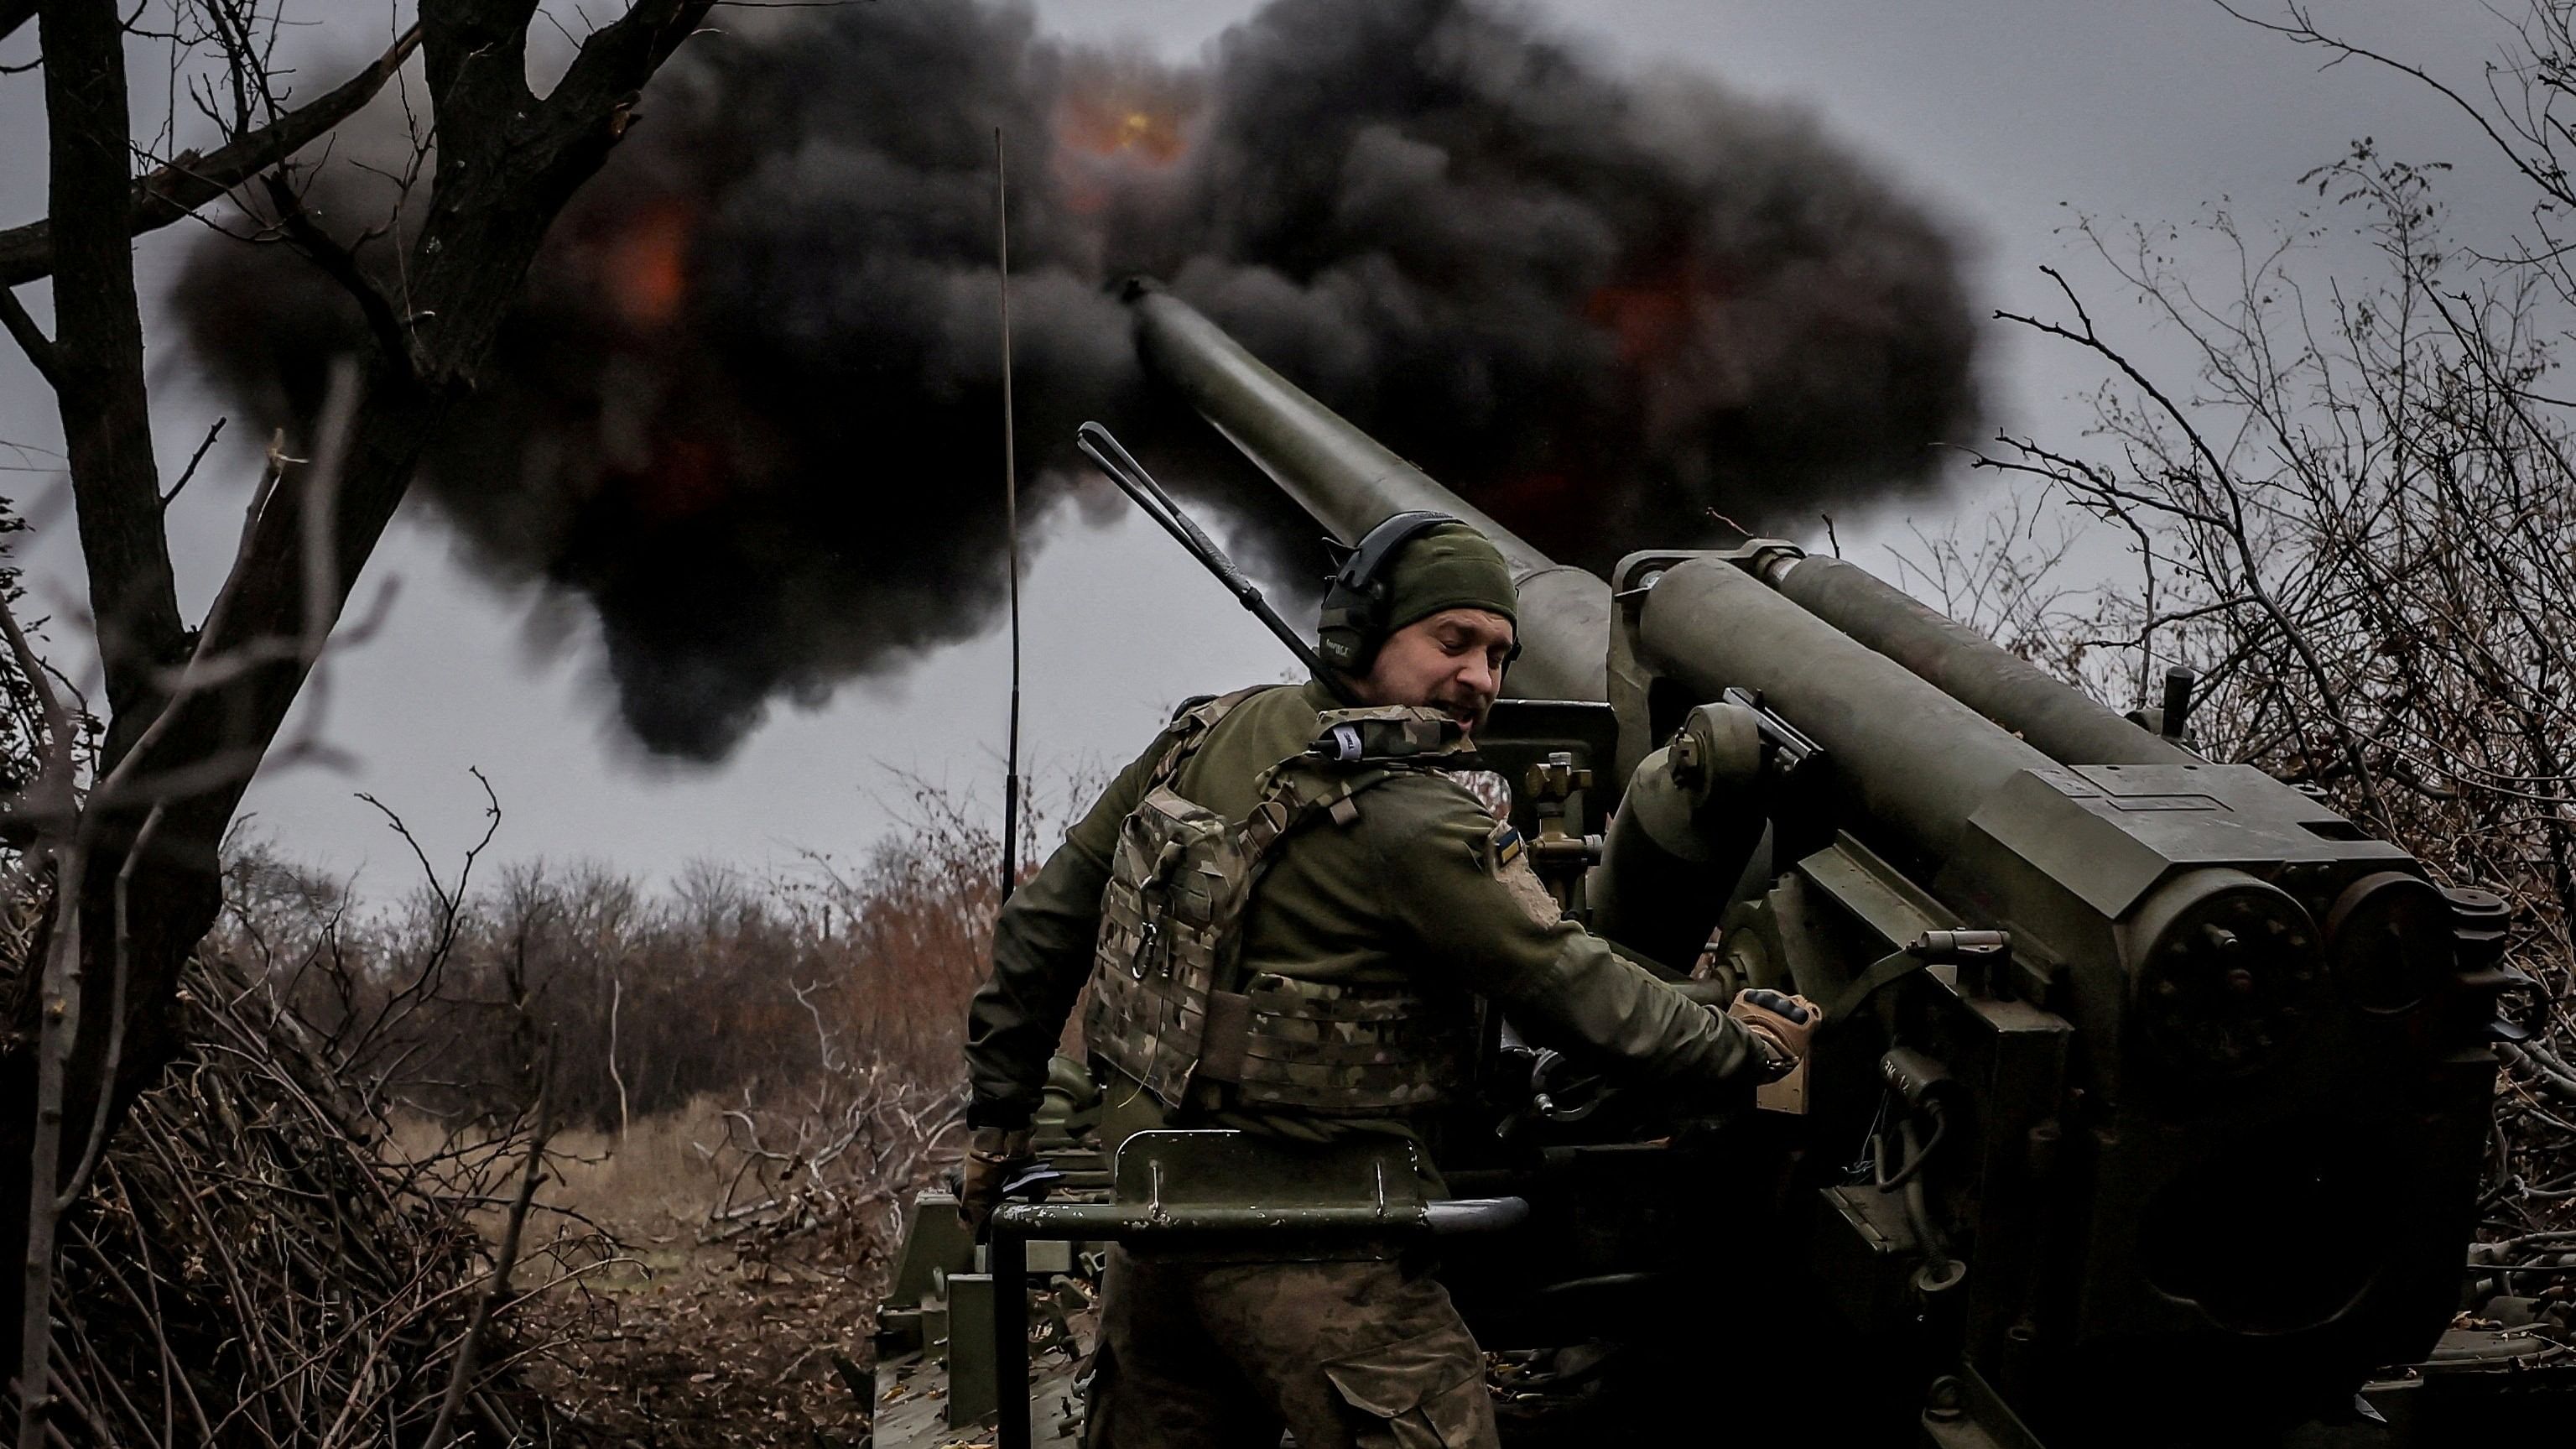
left=215, top=777, right=1035, bottom=1139
left=12, top=769, right=1054, bottom=1448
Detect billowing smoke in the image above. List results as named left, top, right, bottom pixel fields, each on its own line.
left=174, top=0, right=1981, bottom=759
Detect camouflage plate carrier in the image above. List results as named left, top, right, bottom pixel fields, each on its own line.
left=1085, top=691, right=1481, bottom=1117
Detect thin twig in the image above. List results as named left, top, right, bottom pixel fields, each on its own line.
left=421, top=1083, right=549, bottom=1449
left=157, top=418, right=226, bottom=508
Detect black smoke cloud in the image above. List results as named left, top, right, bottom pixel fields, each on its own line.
left=174, top=0, right=1981, bottom=759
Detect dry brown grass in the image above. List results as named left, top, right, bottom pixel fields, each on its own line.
left=542, top=1102, right=736, bottom=1229
left=419, top=1083, right=955, bottom=1449
left=390, top=1098, right=735, bottom=1228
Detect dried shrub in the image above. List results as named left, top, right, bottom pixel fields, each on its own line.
left=13, top=763, right=1080, bottom=1447
left=220, top=774, right=1059, bottom=1136
left=34, top=946, right=572, bottom=1449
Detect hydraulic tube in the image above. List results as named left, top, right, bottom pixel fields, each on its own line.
left=1127, top=281, right=1611, bottom=701
left=1762, top=553, right=2193, bottom=769
left=1590, top=702, right=1769, bottom=971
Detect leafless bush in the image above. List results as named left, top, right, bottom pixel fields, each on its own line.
left=220, top=804, right=1010, bottom=1125
left=33, top=921, right=579, bottom=1449
left=702, top=1059, right=965, bottom=1271
left=204, top=770, right=1078, bottom=1279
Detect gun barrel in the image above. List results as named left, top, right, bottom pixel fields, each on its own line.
left=1128, top=284, right=1610, bottom=701
left=1765, top=554, right=2192, bottom=769
left=1637, top=556, right=2058, bottom=862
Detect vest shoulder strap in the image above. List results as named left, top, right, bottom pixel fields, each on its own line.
left=1235, top=707, right=1476, bottom=873
left=1142, top=683, right=1283, bottom=788
left=1233, top=704, right=1479, bottom=853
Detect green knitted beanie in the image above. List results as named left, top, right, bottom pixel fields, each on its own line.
left=1382, top=521, right=1518, bottom=633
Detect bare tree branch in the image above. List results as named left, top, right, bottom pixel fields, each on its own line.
left=0, top=23, right=423, bottom=289
left=1993, top=263, right=2396, bottom=829
left=2218, top=3, right=2576, bottom=211
left=155, top=416, right=224, bottom=508
left=258, top=172, right=416, bottom=381
left=0, top=288, right=58, bottom=389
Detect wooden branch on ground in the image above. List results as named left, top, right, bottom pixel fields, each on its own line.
left=47, top=946, right=586, bottom=1448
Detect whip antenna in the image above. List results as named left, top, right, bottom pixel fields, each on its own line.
left=997, top=128, right=1025, bottom=904
left=1075, top=420, right=1356, bottom=706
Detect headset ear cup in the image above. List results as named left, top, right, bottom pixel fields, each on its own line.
left=1317, top=624, right=1363, bottom=673
left=1313, top=509, right=1460, bottom=681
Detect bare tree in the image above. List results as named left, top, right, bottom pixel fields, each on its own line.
left=0, top=0, right=717, bottom=1422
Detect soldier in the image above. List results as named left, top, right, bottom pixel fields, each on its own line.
left=959, top=513, right=1819, bottom=1449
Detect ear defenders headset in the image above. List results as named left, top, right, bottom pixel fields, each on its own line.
left=1315, top=510, right=1520, bottom=677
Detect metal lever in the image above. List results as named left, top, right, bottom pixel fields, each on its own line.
left=1720, top=685, right=1824, bottom=779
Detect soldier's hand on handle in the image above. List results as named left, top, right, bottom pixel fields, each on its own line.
left=957, top=1126, right=1034, bottom=1238
left=1725, top=987, right=1824, bottom=1077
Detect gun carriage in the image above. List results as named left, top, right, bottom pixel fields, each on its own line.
left=872, top=284, right=2559, bottom=1449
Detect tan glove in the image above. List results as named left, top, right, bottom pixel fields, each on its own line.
left=1727, top=987, right=1824, bottom=1078
left=956, top=1126, right=1033, bottom=1237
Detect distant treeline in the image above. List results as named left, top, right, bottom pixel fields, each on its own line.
left=214, top=786, right=1021, bottom=1129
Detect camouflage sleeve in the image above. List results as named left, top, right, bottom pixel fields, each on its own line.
left=1359, top=776, right=1767, bottom=1089
left=961, top=727, right=1166, bottom=1129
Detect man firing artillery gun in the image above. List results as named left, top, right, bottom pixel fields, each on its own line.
left=871, top=281, right=2533, bottom=1449
left=957, top=501, right=1819, bottom=1449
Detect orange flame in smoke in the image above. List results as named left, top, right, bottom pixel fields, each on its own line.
left=1051, top=57, right=1199, bottom=217
left=1586, top=275, right=1693, bottom=367
left=602, top=202, right=695, bottom=329
left=1058, top=97, right=1190, bottom=164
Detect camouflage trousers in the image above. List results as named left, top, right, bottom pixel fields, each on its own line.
left=1085, top=1246, right=1499, bottom=1449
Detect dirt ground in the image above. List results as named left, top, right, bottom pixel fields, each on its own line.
left=482, top=1108, right=928, bottom=1448
left=519, top=1234, right=884, bottom=1448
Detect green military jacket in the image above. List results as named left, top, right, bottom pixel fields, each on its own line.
left=963, top=680, right=1766, bottom=1149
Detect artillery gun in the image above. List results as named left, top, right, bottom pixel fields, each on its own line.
left=871, top=284, right=2564, bottom=1447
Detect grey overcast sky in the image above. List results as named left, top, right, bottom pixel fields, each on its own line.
left=0, top=2, right=2523, bottom=891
